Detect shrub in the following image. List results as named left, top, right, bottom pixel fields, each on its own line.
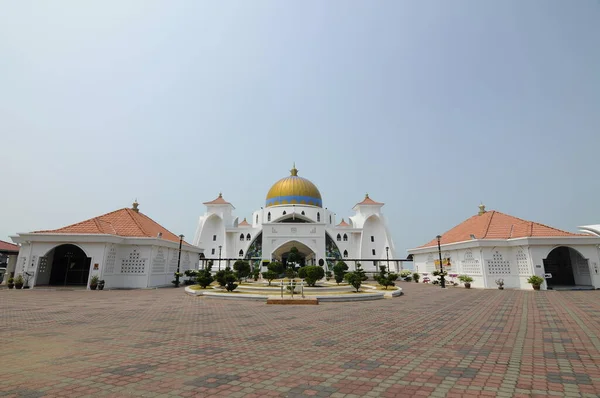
left=375, top=267, right=399, bottom=290
left=215, top=269, right=228, bottom=287
left=345, top=264, right=368, bottom=292
left=196, top=263, right=214, bottom=288
left=233, top=260, right=251, bottom=281
left=399, top=270, right=412, bottom=278
left=332, top=261, right=349, bottom=285
left=325, top=271, right=332, bottom=281
left=224, top=270, right=238, bottom=292
left=261, top=270, right=278, bottom=286
left=413, top=273, right=420, bottom=283
left=527, top=275, right=544, bottom=286
left=268, top=261, right=284, bottom=275
left=298, top=265, right=325, bottom=287
left=458, top=275, right=473, bottom=283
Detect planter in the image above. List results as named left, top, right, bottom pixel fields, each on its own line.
left=464, top=283, right=471, bottom=289
left=8, top=283, right=14, bottom=289
left=533, top=284, right=541, bottom=291
left=15, top=283, right=23, bottom=289
left=498, top=286, right=504, bottom=290
left=90, top=284, right=98, bottom=290
left=98, top=284, right=105, bottom=290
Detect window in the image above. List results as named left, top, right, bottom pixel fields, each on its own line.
left=343, top=250, right=348, bottom=258
left=329, top=215, right=332, bottom=224
left=256, top=215, right=258, bottom=224
left=371, top=236, right=374, bottom=242
left=268, top=212, right=271, bottom=222
left=336, top=234, right=341, bottom=242
left=239, top=249, right=244, bottom=257
left=343, top=234, right=348, bottom=242
left=317, top=212, right=320, bottom=222
left=240, top=233, right=244, bottom=241
left=211, top=248, right=215, bottom=255
left=246, top=233, right=251, bottom=241
left=213, top=235, right=217, bottom=241
left=283, top=211, right=286, bottom=215
left=372, top=249, right=376, bottom=255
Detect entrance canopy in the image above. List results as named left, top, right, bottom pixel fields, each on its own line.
left=272, top=240, right=316, bottom=266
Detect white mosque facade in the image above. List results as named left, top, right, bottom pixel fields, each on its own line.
left=193, top=165, right=398, bottom=272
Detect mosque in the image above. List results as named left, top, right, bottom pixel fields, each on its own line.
left=193, top=164, right=398, bottom=272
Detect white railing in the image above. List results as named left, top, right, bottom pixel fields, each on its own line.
left=279, top=279, right=305, bottom=299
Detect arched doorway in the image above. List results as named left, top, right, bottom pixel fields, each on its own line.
left=37, top=244, right=91, bottom=286
left=272, top=240, right=315, bottom=267
left=543, top=246, right=592, bottom=289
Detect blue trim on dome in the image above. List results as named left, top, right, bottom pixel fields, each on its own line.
left=265, top=195, right=322, bottom=207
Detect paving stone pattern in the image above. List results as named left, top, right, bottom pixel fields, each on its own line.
left=3, top=284, right=600, bottom=397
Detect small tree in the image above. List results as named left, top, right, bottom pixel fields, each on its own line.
left=286, top=247, right=303, bottom=268
left=215, top=268, right=228, bottom=287
left=375, top=266, right=399, bottom=290
left=325, top=270, right=332, bottom=281
left=413, top=272, right=420, bottom=283
left=345, top=264, right=368, bottom=292
left=262, top=270, right=278, bottom=286
left=196, top=263, right=214, bottom=288
left=333, top=261, right=349, bottom=285
left=252, top=263, right=260, bottom=281
left=298, top=265, right=325, bottom=287
left=224, top=268, right=238, bottom=291
left=268, top=261, right=284, bottom=275
left=233, top=260, right=251, bottom=282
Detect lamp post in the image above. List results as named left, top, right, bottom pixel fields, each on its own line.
left=436, top=235, right=446, bottom=288
left=385, top=246, right=390, bottom=273
left=175, top=234, right=184, bottom=287
left=218, top=245, right=222, bottom=271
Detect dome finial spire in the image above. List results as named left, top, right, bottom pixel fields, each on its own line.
left=290, top=162, right=298, bottom=176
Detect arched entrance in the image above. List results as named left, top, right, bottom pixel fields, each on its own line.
left=37, top=244, right=91, bottom=286
left=543, top=246, right=592, bottom=289
left=272, top=240, right=315, bottom=267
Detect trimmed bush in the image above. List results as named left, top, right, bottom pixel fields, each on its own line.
left=298, top=265, right=325, bottom=287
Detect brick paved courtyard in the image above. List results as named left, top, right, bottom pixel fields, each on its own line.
left=2, top=284, right=600, bottom=397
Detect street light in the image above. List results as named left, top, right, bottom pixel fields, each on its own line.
left=385, top=246, right=390, bottom=273
left=175, top=234, right=184, bottom=288
left=218, top=245, right=222, bottom=271
left=436, top=235, right=446, bottom=288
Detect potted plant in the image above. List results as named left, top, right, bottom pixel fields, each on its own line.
left=413, top=272, right=420, bottom=283
left=89, top=275, right=99, bottom=290
left=495, top=278, right=504, bottom=290
left=14, top=275, right=24, bottom=289
left=527, top=275, right=544, bottom=290
left=98, top=280, right=105, bottom=290
left=458, top=275, right=473, bottom=288
left=7, top=277, right=15, bottom=289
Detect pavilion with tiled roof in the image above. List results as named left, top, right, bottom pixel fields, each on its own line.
left=408, top=204, right=600, bottom=291
left=10, top=201, right=202, bottom=290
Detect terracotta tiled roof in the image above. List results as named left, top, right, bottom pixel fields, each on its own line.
left=238, top=218, right=251, bottom=227
left=203, top=193, right=231, bottom=205
left=33, top=208, right=189, bottom=245
left=0, top=240, right=19, bottom=253
left=354, top=194, right=383, bottom=207
left=337, top=218, right=351, bottom=227
left=419, top=210, right=590, bottom=248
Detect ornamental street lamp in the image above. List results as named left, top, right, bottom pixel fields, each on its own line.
left=218, top=245, right=222, bottom=271
left=436, top=235, right=446, bottom=288
left=385, top=246, right=390, bottom=273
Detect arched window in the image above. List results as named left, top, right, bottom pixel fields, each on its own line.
left=343, top=250, right=348, bottom=258
left=343, top=234, right=348, bottom=242
left=283, top=211, right=287, bottom=215
left=301, top=211, right=305, bottom=216
left=337, top=234, right=341, bottom=242
left=246, top=233, right=251, bottom=241
left=239, top=249, right=244, bottom=257
left=372, top=249, right=376, bottom=255
left=239, top=233, right=244, bottom=241
left=317, top=212, right=320, bottom=222
left=213, top=235, right=217, bottom=241
left=268, top=212, right=271, bottom=222
left=329, top=215, right=332, bottom=224
left=256, top=215, right=258, bottom=224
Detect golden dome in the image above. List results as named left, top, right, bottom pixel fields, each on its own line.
left=266, top=164, right=322, bottom=208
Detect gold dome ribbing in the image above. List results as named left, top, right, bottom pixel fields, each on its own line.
left=265, top=165, right=323, bottom=208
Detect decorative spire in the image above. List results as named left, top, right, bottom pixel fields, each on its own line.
left=365, top=193, right=369, bottom=199
left=132, top=199, right=139, bottom=213
left=219, top=192, right=222, bottom=198
left=478, top=203, right=486, bottom=216
left=290, top=163, right=298, bottom=176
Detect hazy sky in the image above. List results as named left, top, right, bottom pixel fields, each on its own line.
left=1, top=1, right=599, bottom=255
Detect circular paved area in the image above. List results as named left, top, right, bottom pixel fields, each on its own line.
left=2, top=284, right=600, bottom=397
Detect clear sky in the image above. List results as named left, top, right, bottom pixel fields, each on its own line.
left=1, top=1, right=599, bottom=256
